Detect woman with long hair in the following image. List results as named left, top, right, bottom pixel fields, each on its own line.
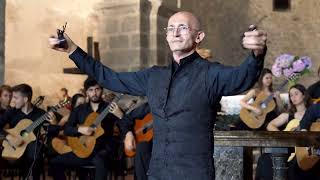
left=238, top=68, right=283, bottom=130
left=256, top=84, right=313, bottom=180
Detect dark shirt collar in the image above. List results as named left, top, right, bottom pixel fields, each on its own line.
left=84, top=101, right=108, bottom=112
left=171, top=51, right=200, bottom=72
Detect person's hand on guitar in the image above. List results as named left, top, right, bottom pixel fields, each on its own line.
left=6, top=134, right=23, bottom=147
left=46, top=111, right=58, bottom=125
left=124, top=131, right=136, bottom=151
left=109, top=102, right=124, bottom=119
left=253, top=107, right=262, bottom=116
left=78, top=126, right=95, bottom=136
left=273, top=91, right=281, bottom=99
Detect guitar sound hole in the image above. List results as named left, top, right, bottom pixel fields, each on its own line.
left=142, top=128, right=147, bottom=134
left=20, top=130, right=28, bottom=137
left=260, top=103, right=267, bottom=109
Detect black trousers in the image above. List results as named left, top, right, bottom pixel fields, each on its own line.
left=135, top=141, right=152, bottom=180
left=49, top=148, right=111, bottom=180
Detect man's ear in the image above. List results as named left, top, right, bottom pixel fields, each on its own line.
left=195, top=31, right=205, bottom=44
left=23, top=96, right=29, bottom=104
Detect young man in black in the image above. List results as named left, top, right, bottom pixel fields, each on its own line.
left=0, top=84, right=46, bottom=180
left=49, top=78, right=120, bottom=180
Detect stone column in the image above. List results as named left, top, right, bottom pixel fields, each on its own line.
left=95, top=0, right=180, bottom=71
left=95, top=0, right=148, bottom=71
left=0, top=0, right=5, bottom=84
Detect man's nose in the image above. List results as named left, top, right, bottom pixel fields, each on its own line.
left=173, top=28, right=181, bottom=37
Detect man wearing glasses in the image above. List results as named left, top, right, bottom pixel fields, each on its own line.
left=49, top=11, right=267, bottom=180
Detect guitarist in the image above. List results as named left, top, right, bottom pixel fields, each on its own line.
left=256, top=84, right=312, bottom=180
left=288, top=103, right=320, bottom=179
left=307, top=66, right=320, bottom=103
left=49, top=78, right=120, bottom=180
left=238, top=68, right=283, bottom=130
left=0, top=84, right=51, bottom=180
left=118, top=102, right=152, bottom=180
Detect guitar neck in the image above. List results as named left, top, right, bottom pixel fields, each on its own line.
left=92, top=94, right=123, bottom=127
left=25, top=102, right=66, bottom=133
left=262, top=79, right=288, bottom=105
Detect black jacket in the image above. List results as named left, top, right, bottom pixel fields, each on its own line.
left=69, top=47, right=264, bottom=179
left=300, top=104, right=320, bottom=130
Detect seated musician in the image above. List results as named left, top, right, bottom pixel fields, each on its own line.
left=0, top=85, right=12, bottom=116
left=118, top=102, right=152, bottom=180
left=238, top=68, right=283, bottom=130
left=0, top=84, right=51, bottom=180
left=49, top=78, right=120, bottom=180
left=288, top=103, right=320, bottom=179
left=47, top=93, right=86, bottom=142
left=307, top=66, right=320, bottom=103
left=256, top=84, right=313, bottom=180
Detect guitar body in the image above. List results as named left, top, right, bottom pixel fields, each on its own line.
left=2, top=119, right=36, bottom=160
left=51, top=136, right=72, bottom=155
left=296, top=122, right=320, bottom=171
left=125, top=113, right=153, bottom=157
left=283, top=119, right=301, bottom=131
left=240, top=92, right=276, bottom=129
left=67, top=112, right=104, bottom=158
left=312, top=98, right=320, bottom=104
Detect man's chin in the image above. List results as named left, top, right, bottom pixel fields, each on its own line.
left=90, top=98, right=101, bottom=103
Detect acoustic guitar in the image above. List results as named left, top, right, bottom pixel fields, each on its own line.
left=52, top=94, right=123, bottom=158
left=312, top=98, right=320, bottom=104
left=1, top=100, right=69, bottom=160
left=52, top=97, right=138, bottom=156
left=295, top=121, right=320, bottom=171
left=33, top=96, right=45, bottom=107
left=283, top=118, right=320, bottom=170
left=125, top=113, right=153, bottom=157
left=240, top=75, right=300, bottom=129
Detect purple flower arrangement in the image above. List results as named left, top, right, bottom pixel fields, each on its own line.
left=272, top=54, right=312, bottom=83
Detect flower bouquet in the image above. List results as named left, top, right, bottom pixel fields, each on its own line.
left=272, top=54, right=312, bottom=85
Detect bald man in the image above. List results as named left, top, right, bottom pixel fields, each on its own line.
left=49, top=11, right=267, bottom=180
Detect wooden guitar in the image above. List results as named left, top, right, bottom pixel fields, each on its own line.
left=33, top=96, right=45, bottom=107
left=296, top=121, right=320, bottom=171
left=1, top=100, right=69, bottom=160
left=283, top=119, right=301, bottom=132
left=239, top=75, right=300, bottom=129
left=312, top=98, right=320, bottom=104
left=53, top=94, right=123, bottom=158
left=52, top=97, right=137, bottom=156
left=125, top=113, right=153, bottom=157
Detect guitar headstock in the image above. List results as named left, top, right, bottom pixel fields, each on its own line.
left=33, top=96, right=45, bottom=107
left=50, top=99, right=70, bottom=112
left=288, top=73, right=301, bottom=83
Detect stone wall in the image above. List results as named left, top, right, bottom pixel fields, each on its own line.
left=180, top=0, right=320, bottom=87
left=3, top=0, right=320, bottom=105
left=5, top=0, right=102, bottom=105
